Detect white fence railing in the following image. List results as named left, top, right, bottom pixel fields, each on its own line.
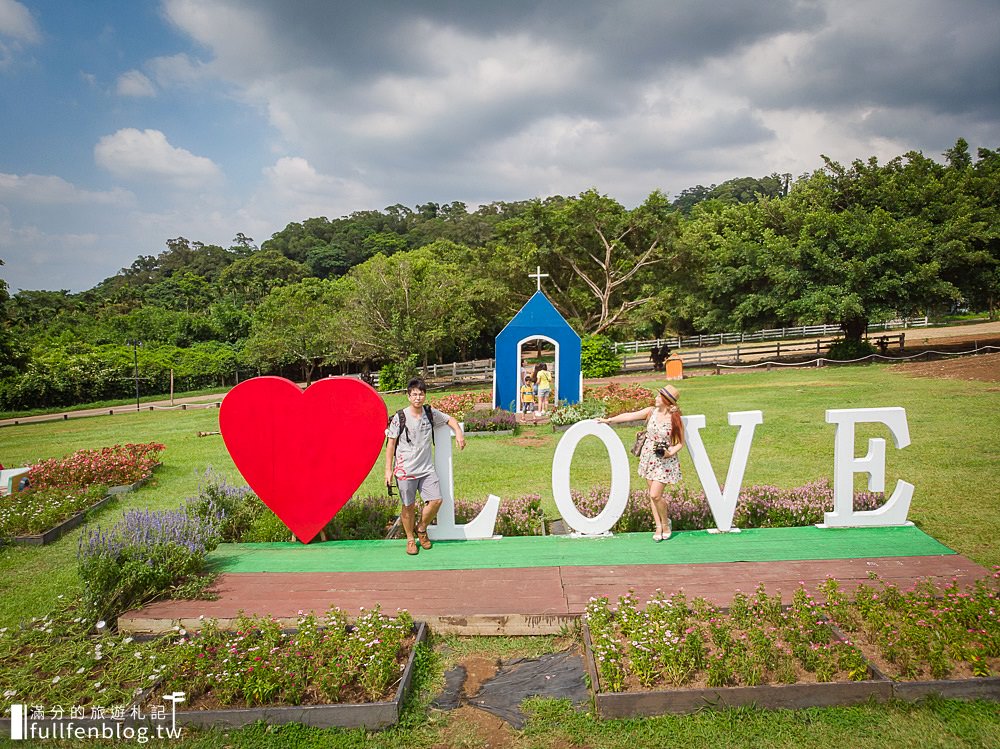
left=613, top=317, right=929, bottom=354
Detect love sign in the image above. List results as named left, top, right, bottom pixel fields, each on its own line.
left=220, top=377, right=914, bottom=544
left=219, top=377, right=387, bottom=543
left=546, top=407, right=913, bottom=535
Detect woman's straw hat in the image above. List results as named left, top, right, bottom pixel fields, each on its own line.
left=658, top=384, right=680, bottom=404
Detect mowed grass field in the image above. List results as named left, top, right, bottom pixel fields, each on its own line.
left=0, top=362, right=998, bottom=748
left=1, top=362, right=997, bottom=628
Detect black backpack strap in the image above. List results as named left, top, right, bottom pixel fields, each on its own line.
left=423, top=404, right=435, bottom=445
left=391, top=408, right=409, bottom=453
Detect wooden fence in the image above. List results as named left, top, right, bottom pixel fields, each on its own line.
left=621, top=333, right=906, bottom=371
left=614, top=317, right=928, bottom=354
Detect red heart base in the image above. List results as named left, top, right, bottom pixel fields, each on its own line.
left=219, top=376, right=387, bottom=543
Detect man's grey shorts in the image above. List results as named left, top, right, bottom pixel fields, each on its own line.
left=395, top=473, right=443, bottom=507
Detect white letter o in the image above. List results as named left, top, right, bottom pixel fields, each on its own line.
left=551, top=420, right=631, bottom=535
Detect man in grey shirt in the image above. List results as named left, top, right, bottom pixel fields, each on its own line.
left=385, top=378, right=466, bottom=555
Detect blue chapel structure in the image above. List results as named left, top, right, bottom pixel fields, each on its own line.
left=494, top=291, right=582, bottom=411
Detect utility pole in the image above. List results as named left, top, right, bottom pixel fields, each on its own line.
left=127, top=339, right=141, bottom=412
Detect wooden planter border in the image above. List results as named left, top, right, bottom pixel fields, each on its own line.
left=463, top=429, right=515, bottom=437
left=891, top=677, right=1000, bottom=702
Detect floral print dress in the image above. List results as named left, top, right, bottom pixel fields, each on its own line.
left=638, top=410, right=682, bottom=484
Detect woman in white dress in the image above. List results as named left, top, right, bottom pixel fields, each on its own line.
left=598, top=385, right=684, bottom=541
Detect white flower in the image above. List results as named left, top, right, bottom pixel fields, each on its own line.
left=52, top=676, right=61, bottom=684
left=76, top=667, right=85, bottom=674
left=96, top=620, right=106, bottom=630
left=122, top=637, right=133, bottom=645
left=3, top=690, right=16, bottom=698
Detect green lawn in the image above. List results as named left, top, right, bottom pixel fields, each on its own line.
left=1, top=363, right=997, bottom=747
left=1, top=364, right=997, bottom=627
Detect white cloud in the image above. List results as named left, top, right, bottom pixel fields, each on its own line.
left=94, top=128, right=223, bottom=189
left=255, top=156, right=379, bottom=219
left=116, top=70, right=156, bottom=97
left=0, top=172, right=134, bottom=206
left=0, top=0, right=40, bottom=42
left=147, top=53, right=209, bottom=87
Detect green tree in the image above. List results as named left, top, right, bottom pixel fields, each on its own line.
left=0, top=259, right=13, bottom=375
left=218, top=250, right=309, bottom=308
left=679, top=148, right=975, bottom=341
left=338, top=244, right=491, bottom=369
left=243, top=278, right=342, bottom=384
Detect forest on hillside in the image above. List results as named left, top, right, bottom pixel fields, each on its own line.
left=0, top=139, right=996, bottom=410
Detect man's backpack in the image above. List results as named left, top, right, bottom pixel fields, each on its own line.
left=389, top=405, right=435, bottom=453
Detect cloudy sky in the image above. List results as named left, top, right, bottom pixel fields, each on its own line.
left=1, top=0, right=998, bottom=293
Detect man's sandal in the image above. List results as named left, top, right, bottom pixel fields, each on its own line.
left=416, top=526, right=432, bottom=550
left=406, top=538, right=419, bottom=555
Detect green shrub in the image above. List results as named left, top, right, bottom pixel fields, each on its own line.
left=77, top=502, right=222, bottom=623
left=378, top=354, right=419, bottom=392
left=321, top=494, right=398, bottom=541
left=580, top=334, right=622, bottom=377
left=826, top=339, right=877, bottom=360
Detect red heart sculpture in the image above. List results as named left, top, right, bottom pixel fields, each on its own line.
left=219, top=376, right=387, bottom=543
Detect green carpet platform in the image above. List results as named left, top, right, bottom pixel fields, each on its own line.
left=118, top=526, right=987, bottom=636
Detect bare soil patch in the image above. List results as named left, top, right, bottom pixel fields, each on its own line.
left=461, top=655, right=500, bottom=697
left=434, top=705, right=517, bottom=749
left=890, top=351, right=1000, bottom=382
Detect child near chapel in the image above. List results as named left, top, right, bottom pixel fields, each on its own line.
left=520, top=375, right=536, bottom=420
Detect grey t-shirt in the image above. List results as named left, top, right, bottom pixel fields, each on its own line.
left=387, top=406, right=449, bottom=479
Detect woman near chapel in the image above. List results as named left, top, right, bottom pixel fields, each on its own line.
left=533, top=363, right=553, bottom=415
left=597, top=385, right=684, bottom=541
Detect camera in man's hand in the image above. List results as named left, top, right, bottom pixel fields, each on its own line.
left=653, top=441, right=668, bottom=458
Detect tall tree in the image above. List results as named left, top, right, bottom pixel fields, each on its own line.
left=338, top=244, right=492, bottom=369
left=243, top=278, right=342, bottom=384
left=497, top=189, right=681, bottom=334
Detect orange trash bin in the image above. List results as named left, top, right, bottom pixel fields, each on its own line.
left=665, top=355, right=683, bottom=381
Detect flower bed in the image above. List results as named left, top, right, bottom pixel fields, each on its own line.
left=581, top=575, right=1000, bottom=718
left=573, top=480, right=884, bottom=532
left=462, top=408, right=517, bottom=434
left=818, top=573, right=1000, bottom=684
left=455, top=495, right=545, bottom=537
left=2, top=485, right=108, bottom=540
left=583, top=382, right=654, bottom=415
left=78, top=502, right=223, bottom=624
left=429, top=391, right=492, bottom=421
left=0, top=601, right=426, bottom=732
left=586, top=586, right=875, bottom=693
left=28, top=443, right=165, bottom=490
left=186, top=472, right=546, bottom=542
left=0, top=600, right=171, bottom=711
left=146, top=607, right=422, bottom=729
